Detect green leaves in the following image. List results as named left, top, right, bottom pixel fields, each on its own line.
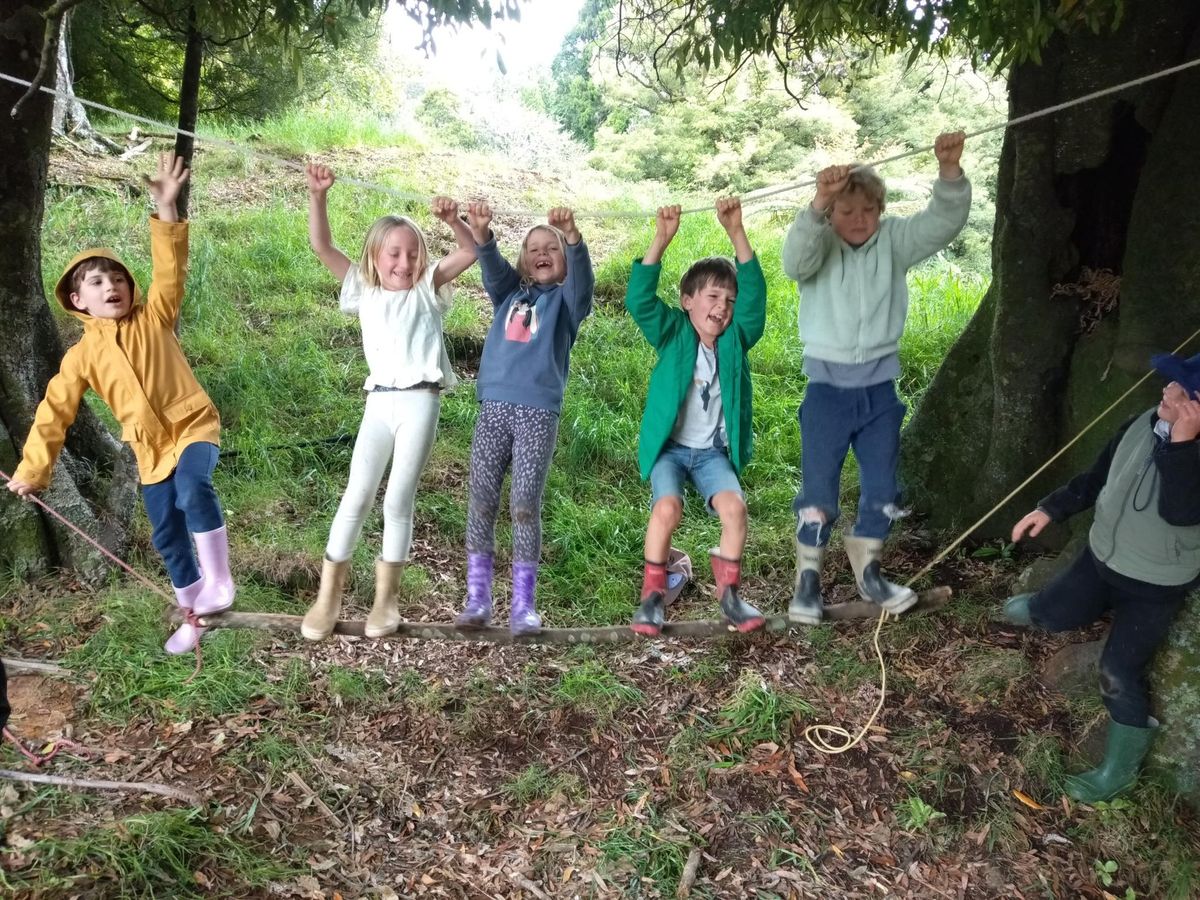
left=610, top=0, right=1126, bottom=77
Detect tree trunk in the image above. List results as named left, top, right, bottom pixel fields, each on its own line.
left=902, top=0, right=1200, bottom=542
left=50, top=10, right=84, bottom=135
left=50, top=11, right=121, bottom=154
left=902, top=0, right=1200, bottom=807
left=0, top=0, right=138, bottom=583
left=172, top=3, right=203, bottom=221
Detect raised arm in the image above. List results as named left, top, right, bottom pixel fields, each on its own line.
left=781, top=165, right=844, bottom=281
left=549, top=207, right=594, bottom=326
left=143, top=152, right=190, bottom=325
left=467, top=201, right=520, bottom=308
left=716, top=196, right=752, bottom=263
left=306, top=163, right=352, bottom=282
left=625, top=206, right=682, bottom=347
left=146, top=151, right=188, bottom=224
left=430, top=196, right=477, bottom=289
left=642, top=204, right=680, bottom=266
left=717, top=198, right=766, bottom=347
left=891, top=132, right=971, bottom=267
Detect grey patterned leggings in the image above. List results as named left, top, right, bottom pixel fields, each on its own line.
left=467, top=400, right=560, bottom=562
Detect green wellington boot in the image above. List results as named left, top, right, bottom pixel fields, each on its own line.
left=1065, top=717, right=1157, bottom=803
left=1001, top=592, right=1035, bottom=626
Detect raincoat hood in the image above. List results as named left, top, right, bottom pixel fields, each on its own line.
left=54, top=248, right=140, bottom=320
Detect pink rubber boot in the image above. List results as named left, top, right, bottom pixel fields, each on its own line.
left=165, top=579, right=205, bottom=655
left=192, top=526, right=235, bottom=615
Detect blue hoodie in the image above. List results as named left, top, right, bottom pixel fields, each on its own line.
left=475, top=237, right=594, bottom=414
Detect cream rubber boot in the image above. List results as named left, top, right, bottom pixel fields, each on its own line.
left=789, top=540, right=824, bottom=625
left=301, top=556, right=350, bottom=641
left=843, top=535, right=917, bottom=615
left=365, top=558, right=404, bottom=637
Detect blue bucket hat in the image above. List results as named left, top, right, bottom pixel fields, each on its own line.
left=1150, top=352, right=1200, bottom=397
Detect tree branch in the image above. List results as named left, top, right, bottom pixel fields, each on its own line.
left=10, top=0, right=90, bottom=120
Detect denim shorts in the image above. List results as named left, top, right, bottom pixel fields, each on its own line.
left=650, top=441, right=743, bottom=515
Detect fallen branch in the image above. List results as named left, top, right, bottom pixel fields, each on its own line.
left=676, top=847, right=703, bottom=897
left=1, top=657, right=72, bottom=678
left=0, top=768, right=202, bottom=805
left=285, top=770, right=340, bottom=826
left=189, top=587, right=951, bottom=645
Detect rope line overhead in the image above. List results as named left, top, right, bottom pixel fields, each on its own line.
left=4, top=55, right=1200, bottom=218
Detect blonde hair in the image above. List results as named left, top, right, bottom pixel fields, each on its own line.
left=839, top=165, right=887, bottom=213
left=516, top=223, right=568, bottom=284
left=358, top=215, right=430, bottom=288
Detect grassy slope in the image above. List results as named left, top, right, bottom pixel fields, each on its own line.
left=1, top=109, right=1196, bottom=898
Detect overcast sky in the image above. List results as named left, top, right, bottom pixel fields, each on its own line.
left=385, top=0, right=587, bottom=89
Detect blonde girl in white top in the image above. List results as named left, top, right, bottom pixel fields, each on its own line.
left=300, top=163, right=477, bottom=640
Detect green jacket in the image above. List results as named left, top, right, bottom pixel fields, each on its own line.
left=625, top=256, right=767, bottom=480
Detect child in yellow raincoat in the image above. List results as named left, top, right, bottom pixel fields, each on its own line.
left=7, top=153, right=232, bottom=656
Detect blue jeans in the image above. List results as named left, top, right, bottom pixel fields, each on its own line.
left=795, top=380, right=905, bottom=546
left=142, top=442, right=223, bottom=588
left=650, top=441, right=743, bottom=514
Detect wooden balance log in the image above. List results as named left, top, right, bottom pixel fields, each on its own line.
left=180, top=586, right=952, bottom=645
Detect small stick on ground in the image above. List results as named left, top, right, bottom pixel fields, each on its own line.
left=508, top=871, right=552, bottom=900
left=1, top=657, right=73, bottom=678
left=0, top=768, right=202, bottom=805
left=285, top=770, right=341, bottom=826
left=677, top=847, right=703, bottom=897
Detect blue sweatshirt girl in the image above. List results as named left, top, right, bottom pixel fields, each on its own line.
left=456, top=202, right=595, bottom=635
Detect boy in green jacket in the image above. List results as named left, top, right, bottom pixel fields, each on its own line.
left=626, top=199, right=767, bottom=635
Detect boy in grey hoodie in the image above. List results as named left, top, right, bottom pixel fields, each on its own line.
left=782, top=132, right=971, bottom=624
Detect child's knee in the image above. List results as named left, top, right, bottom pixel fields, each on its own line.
left=712, top=491, right=746, bottom=525
left=798, top=505, right=829, bottom=526
left=512, top=501, right=540, bottom=525
left=650, top=496, right=683, bottom=530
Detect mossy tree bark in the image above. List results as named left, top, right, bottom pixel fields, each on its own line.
left=0, top=0, right=138, bottom=582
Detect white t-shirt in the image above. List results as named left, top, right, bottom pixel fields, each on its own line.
left=669, top=343, right=726, bottom=450
left=339, top=263, right=458, bottom=391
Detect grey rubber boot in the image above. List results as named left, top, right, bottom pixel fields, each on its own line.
left=1002, top=592, right=1035, bottom=626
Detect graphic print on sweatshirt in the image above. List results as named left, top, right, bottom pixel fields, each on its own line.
left=504, top=297, right=539, bottom=343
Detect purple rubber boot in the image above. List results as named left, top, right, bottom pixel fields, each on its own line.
left=165, top=578, right=205, bottom=655
left=510, top=561, right=542, bottom=636
left=456, top=552, right=494, bottom=628
left=192, top=526, right=235, bottom=616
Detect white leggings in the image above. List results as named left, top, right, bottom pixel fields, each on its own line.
left=325, top=389, right=440, bottom=563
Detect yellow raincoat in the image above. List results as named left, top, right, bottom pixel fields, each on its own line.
left=14, top=216, right=221, bottom=489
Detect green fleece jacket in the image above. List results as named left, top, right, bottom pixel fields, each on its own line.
left=625, top=256, right=767, bottom=481
left=781, top=175, right=971, bottom=364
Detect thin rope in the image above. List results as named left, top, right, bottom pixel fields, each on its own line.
left=0, top=468, right=204, bottom=680
left=3, top=726, right=93, bottom=768
left=804, top=325, right=1200, bottom=755
left=5, top=54, right=1200, bottom=219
